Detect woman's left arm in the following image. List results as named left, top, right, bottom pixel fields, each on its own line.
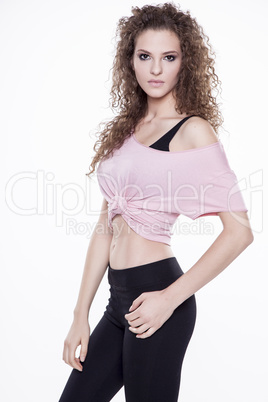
left=163, top=210, right=254, bottom=308
left=125, top=211, right=254, bottom=338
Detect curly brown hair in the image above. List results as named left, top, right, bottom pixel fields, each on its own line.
left=86, top=2, right=223, bottom=177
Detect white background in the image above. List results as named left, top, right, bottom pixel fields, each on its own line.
left=1, top=0, right=267, bottom=401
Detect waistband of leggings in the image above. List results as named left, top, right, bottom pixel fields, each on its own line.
left=107, top=257, right=184, bottom=288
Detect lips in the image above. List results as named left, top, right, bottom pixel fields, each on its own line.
left=148, top=80, right=164, bottom=88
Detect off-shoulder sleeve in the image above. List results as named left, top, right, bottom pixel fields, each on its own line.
left=178, top=141, right=248, bottom=220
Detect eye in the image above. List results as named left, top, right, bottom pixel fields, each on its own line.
left=164, top=55, right=176, bottom=62
left=139, top=53, right=150, bottom=60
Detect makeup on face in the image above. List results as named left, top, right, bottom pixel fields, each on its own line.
left=132, top=29, right=182, bottom=97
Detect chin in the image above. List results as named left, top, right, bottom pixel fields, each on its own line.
left=146, top=91, right=171, bottom=99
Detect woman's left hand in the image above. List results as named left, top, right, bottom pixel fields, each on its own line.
left=124, top=289, right=176, bottom=339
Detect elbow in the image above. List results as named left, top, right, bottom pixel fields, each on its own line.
left=223, top=227, right=254, bottom=249
left=220, top=212, right=254, bottom=247
left=244, top=231, right=254, bottom=246
left=236, top=229, right=254, bottom=249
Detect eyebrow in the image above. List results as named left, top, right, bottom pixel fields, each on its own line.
left=136, top=48, right=179, bottom=55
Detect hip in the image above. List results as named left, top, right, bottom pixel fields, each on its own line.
left=104, top=256, right=197, bottom=329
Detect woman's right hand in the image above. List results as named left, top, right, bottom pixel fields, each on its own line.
left=62, top=318, right=90, bottom=372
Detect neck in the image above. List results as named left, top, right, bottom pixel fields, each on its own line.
left=145, top=91, right=182, bottom=122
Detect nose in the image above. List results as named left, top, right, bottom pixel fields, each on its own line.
left=150, top=59, right=163, bottom=75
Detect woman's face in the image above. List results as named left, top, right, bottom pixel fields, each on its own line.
left=132, top=29, right=182, bottom=100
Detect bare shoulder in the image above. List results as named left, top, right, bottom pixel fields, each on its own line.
left=180, top=116, right=219, bottom=148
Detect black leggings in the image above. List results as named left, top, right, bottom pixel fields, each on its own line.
left=58, top=257, right=197, bottom=402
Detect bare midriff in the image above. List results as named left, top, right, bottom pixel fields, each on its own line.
left=108, top=214, right=175, bottom=270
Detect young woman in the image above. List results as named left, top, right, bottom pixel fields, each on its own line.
left=59, top=3, right=253, bottom=401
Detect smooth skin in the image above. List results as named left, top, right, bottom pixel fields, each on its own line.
left=62, top=29, right=254, bottom=370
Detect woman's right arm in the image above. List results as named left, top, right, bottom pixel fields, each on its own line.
left=62, top=197, right=113, bottom=371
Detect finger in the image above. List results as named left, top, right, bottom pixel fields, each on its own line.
left=125, top=310, right=140, bottom=320
left=69, top=354, right=83, bottom=371
left=128, top=317, right=143, bottom=327
left=129, top=323, right=150, bottom=335
left=125, top=305, right=141, bottom=316
left=128, top=293, right=146, bottom=312
left=136, top=327, right=155, bottom=339
left=62, top=340, right=69, bottom=364
left=79, top=338, right=89, bottom=362
left=63, top=340, right=83, bottom=371
left=62, top=344, right=66, bottom=362
left=74, top=357, right=83, bottom=371
left=67, top=345, right=83, bottom=371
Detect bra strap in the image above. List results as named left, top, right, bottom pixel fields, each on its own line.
left=149, top=115, right=197, bottom=151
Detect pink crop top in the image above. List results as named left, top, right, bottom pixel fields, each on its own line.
left=96, top=130, right=248, bottom=245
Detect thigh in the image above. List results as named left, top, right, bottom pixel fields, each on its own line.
left=123, top=295, right=197, bottom=402
left=58, top=315, right=124, bottom=402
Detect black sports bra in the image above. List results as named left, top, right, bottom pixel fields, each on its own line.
left=149, top=115, right=197, bottom=151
